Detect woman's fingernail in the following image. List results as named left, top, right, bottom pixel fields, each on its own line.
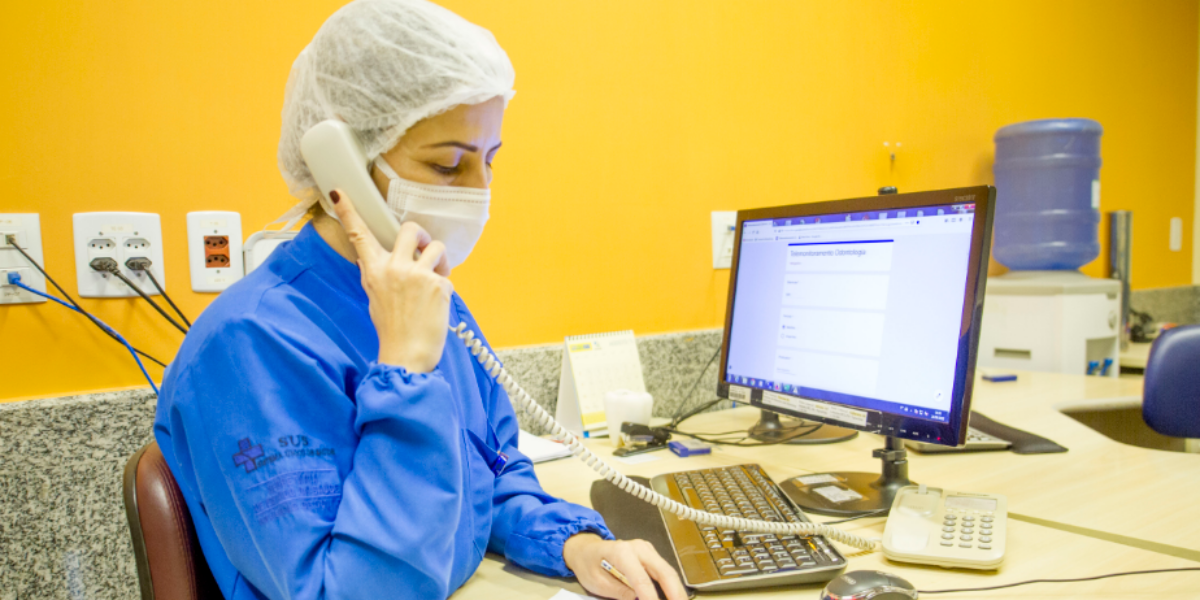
left=330, top=190, right=341, bottom=204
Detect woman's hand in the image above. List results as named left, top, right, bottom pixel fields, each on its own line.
left=563, top=534, right=687, bottom=600
left=331, top=189, right=452, bottom=373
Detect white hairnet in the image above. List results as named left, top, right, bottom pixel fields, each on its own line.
left=276, top=0, right=515, bottom=223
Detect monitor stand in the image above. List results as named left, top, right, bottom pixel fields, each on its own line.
left=778, top=436, right=914, bottom=516
left=747, top=410, right=859, bottom=445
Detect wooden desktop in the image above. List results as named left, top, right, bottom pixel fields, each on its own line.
left=455, top=371, right=1199, bottom=599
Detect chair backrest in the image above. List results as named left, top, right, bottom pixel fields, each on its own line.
left=1143, top=324, right=1200, bottom=438
left=123, top=442, right=221, bottom=600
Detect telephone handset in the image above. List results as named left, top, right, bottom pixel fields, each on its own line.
left=299, top=119, right=879, bottom=552
left=301, top=119, right=401, bottom=250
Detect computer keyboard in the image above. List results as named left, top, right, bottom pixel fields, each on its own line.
left=905, top=426, right=1013, bottom=454
left=650, top=464, right=846, bottom=591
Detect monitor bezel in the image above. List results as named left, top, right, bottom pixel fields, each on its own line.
left=716, top=185, right=996, bottom=447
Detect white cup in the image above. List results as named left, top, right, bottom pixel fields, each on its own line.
left=605, top=389, right=654, bottom=447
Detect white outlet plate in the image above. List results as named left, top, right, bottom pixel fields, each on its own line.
left=72, top=212, right=165, bottom=298
left=0, top=213, right=47, bottom=304
left=711, top=211, right=737, bottom=269
left=186, top=211, right=245, bottom=292
left=1170, top=217, right=1183, bottom=251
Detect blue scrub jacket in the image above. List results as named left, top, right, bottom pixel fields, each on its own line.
left=154, top=224, right=612, bottom=600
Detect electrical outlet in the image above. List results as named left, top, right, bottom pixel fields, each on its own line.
left=187, top=212, right=244, bottom=292
left=0, top=214, right=47, bottom=304
left=87, top=237, right=117, bottom=258
left=204, top=235, right=231, bottom=268
left=711, top=211, right=737, bottom=269
left=73, top=212, right=165, bottom=298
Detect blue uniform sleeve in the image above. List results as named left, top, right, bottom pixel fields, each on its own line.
left=165, top=318, right=471, bottom=600
left=451, top=302, right=614, bottom=576
left=485, top=382, right=615, bottom=576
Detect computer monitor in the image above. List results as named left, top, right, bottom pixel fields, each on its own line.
left=716, top=186, right=995, bottom=515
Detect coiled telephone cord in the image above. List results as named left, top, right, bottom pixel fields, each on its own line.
left=451, top=323, right=881, bottom=552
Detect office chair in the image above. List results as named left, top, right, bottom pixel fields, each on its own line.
left=123, top=442, right=221, bottom=600
left=1142, top=324, right=1200, bottom=439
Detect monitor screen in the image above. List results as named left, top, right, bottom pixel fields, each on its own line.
left=718, top=187, right=994, bottom=446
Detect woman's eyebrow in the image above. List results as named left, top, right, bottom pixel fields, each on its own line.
left=426, top=141, right=479, bottom=152
left=424, top=141, right=503, bottom=153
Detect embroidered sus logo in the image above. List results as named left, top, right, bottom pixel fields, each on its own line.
left=233, top=438, right=265, bottom=473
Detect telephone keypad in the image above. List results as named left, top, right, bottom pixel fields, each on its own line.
left=938, top=509, right=1000, bottom=551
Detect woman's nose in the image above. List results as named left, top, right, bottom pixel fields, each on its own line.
left=460, top=164, right=490, bottom=189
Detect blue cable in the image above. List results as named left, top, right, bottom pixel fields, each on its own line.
left=8, top=272, right=160, bottom=395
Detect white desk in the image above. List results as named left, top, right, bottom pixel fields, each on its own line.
left=454, top=371, right=1200, bottom=599
left=1119, top=342, right=1153, bottom=370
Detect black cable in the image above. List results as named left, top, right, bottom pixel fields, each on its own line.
left=664, top=390, right=833, bottom=446
left=918, top=567, right=1200, bottom=594
left=669, top=344, right=723, bottom=426
left=666, top=422, right=825, bottom=447
left=130, top=259, right=192, bottom=328
left=672, top=396, right=725, bottom=427
left=674, top=420, right=822, bottom=439
left=6, top=236, right=166, bottom=368
left=818, top=508, right=888, bottom=524
left=658, top=336, right=834, bottom=446
left=92, top=259, right=189, bottom=334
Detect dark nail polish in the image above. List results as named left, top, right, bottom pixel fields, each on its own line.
left=330, top=190, right=341, bottom=204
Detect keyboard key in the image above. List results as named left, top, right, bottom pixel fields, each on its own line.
left=720, top=566, right=760, bottom=576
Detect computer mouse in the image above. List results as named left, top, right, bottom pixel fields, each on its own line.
left=819, top=570, right=918, bottom=599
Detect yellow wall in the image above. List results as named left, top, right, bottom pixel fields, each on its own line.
left=2, top=0, right=1196, bottom=402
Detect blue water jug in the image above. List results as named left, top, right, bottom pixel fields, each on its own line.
left=993, top=118, right=1102, bottom=270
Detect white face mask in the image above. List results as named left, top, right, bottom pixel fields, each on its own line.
left=374, top=157, right=490, bottom=269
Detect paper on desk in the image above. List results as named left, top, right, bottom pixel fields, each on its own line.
left=549, top=589, right=602, bottom=600
left=518, top=430, right=572, bottom=463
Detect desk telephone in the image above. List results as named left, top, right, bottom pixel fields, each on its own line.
left=882, top=485, right=1007, bottom=569
left=299, top=119, right=1006, bottom=571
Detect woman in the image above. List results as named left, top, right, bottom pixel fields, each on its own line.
left=154, top=1, right=686, bottom=599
